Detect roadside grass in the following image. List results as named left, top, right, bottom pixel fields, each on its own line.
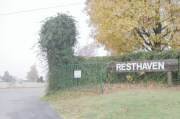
left=44, top=84, right=180, bottom=119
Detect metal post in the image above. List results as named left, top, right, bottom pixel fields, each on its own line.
left=100, top=73, right=104, bottom=94
left=167, top=71, right=173, bottom=86
left=178, top=56, right=180, bottom=80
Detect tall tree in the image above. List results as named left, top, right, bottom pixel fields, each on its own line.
left=39, top=14, right=77, bottom=68
left=39, top=14, right=77, bottom=90
left=26, top=65, right=39, bottom=82
left=86, top=0, right=180, bottom=54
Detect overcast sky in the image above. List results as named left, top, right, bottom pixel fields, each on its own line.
left=0, top=0, right=93, bottom=79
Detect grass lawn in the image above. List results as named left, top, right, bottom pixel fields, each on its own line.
left=44, top=85, right=180, bottom=119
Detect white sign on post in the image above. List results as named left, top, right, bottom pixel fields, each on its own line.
left=74, top=70, right=81, bottom=78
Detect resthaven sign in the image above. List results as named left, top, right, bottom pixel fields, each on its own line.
left=112, top=59, right=178, bottom=72
left=116, top=61, right=164, bottom=71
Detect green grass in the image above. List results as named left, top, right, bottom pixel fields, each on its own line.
left=44, top=87, right=180, bottom=119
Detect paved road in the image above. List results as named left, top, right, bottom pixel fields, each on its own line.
left=0, top=88, right=61, bottom=119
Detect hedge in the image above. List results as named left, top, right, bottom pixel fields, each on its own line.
left=81, top=50, right=180, bottom=83
left=48, top=50, right=180, bottom=90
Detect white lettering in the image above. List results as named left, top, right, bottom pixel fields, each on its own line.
left=131, top=63, right=136, bottom=71
left=121, top=64, right=126, bottom=71
left=158, top=62, right=165, bottom=70
left=116, top=64, right=122, bottom=71
left=116, top=61, right=165, bottom=72
left=126, top=63, right=131, bottom=71
left=152, top=62, right=158, bottom=70
left=136, top=63, right=143, bottom=70
left=147, top=62, right=153, bottom=70
left=142, top=63, right=148, bottom=70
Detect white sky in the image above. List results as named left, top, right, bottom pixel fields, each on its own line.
left=0, top=0, right=93, bottom=79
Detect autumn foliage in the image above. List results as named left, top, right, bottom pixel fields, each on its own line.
left=86, top=0, right=180, bottom=54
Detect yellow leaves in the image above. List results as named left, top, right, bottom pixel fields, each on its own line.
left=126, top=75, right=134, bottom=82
left=87, top=0, right=149, bottom=54
left=170, top=39, right=180, bottom=49
left=87, top=0, right=180, bottom=54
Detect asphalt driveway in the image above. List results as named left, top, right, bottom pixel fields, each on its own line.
left=0, top=88, right=61, bottom=119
